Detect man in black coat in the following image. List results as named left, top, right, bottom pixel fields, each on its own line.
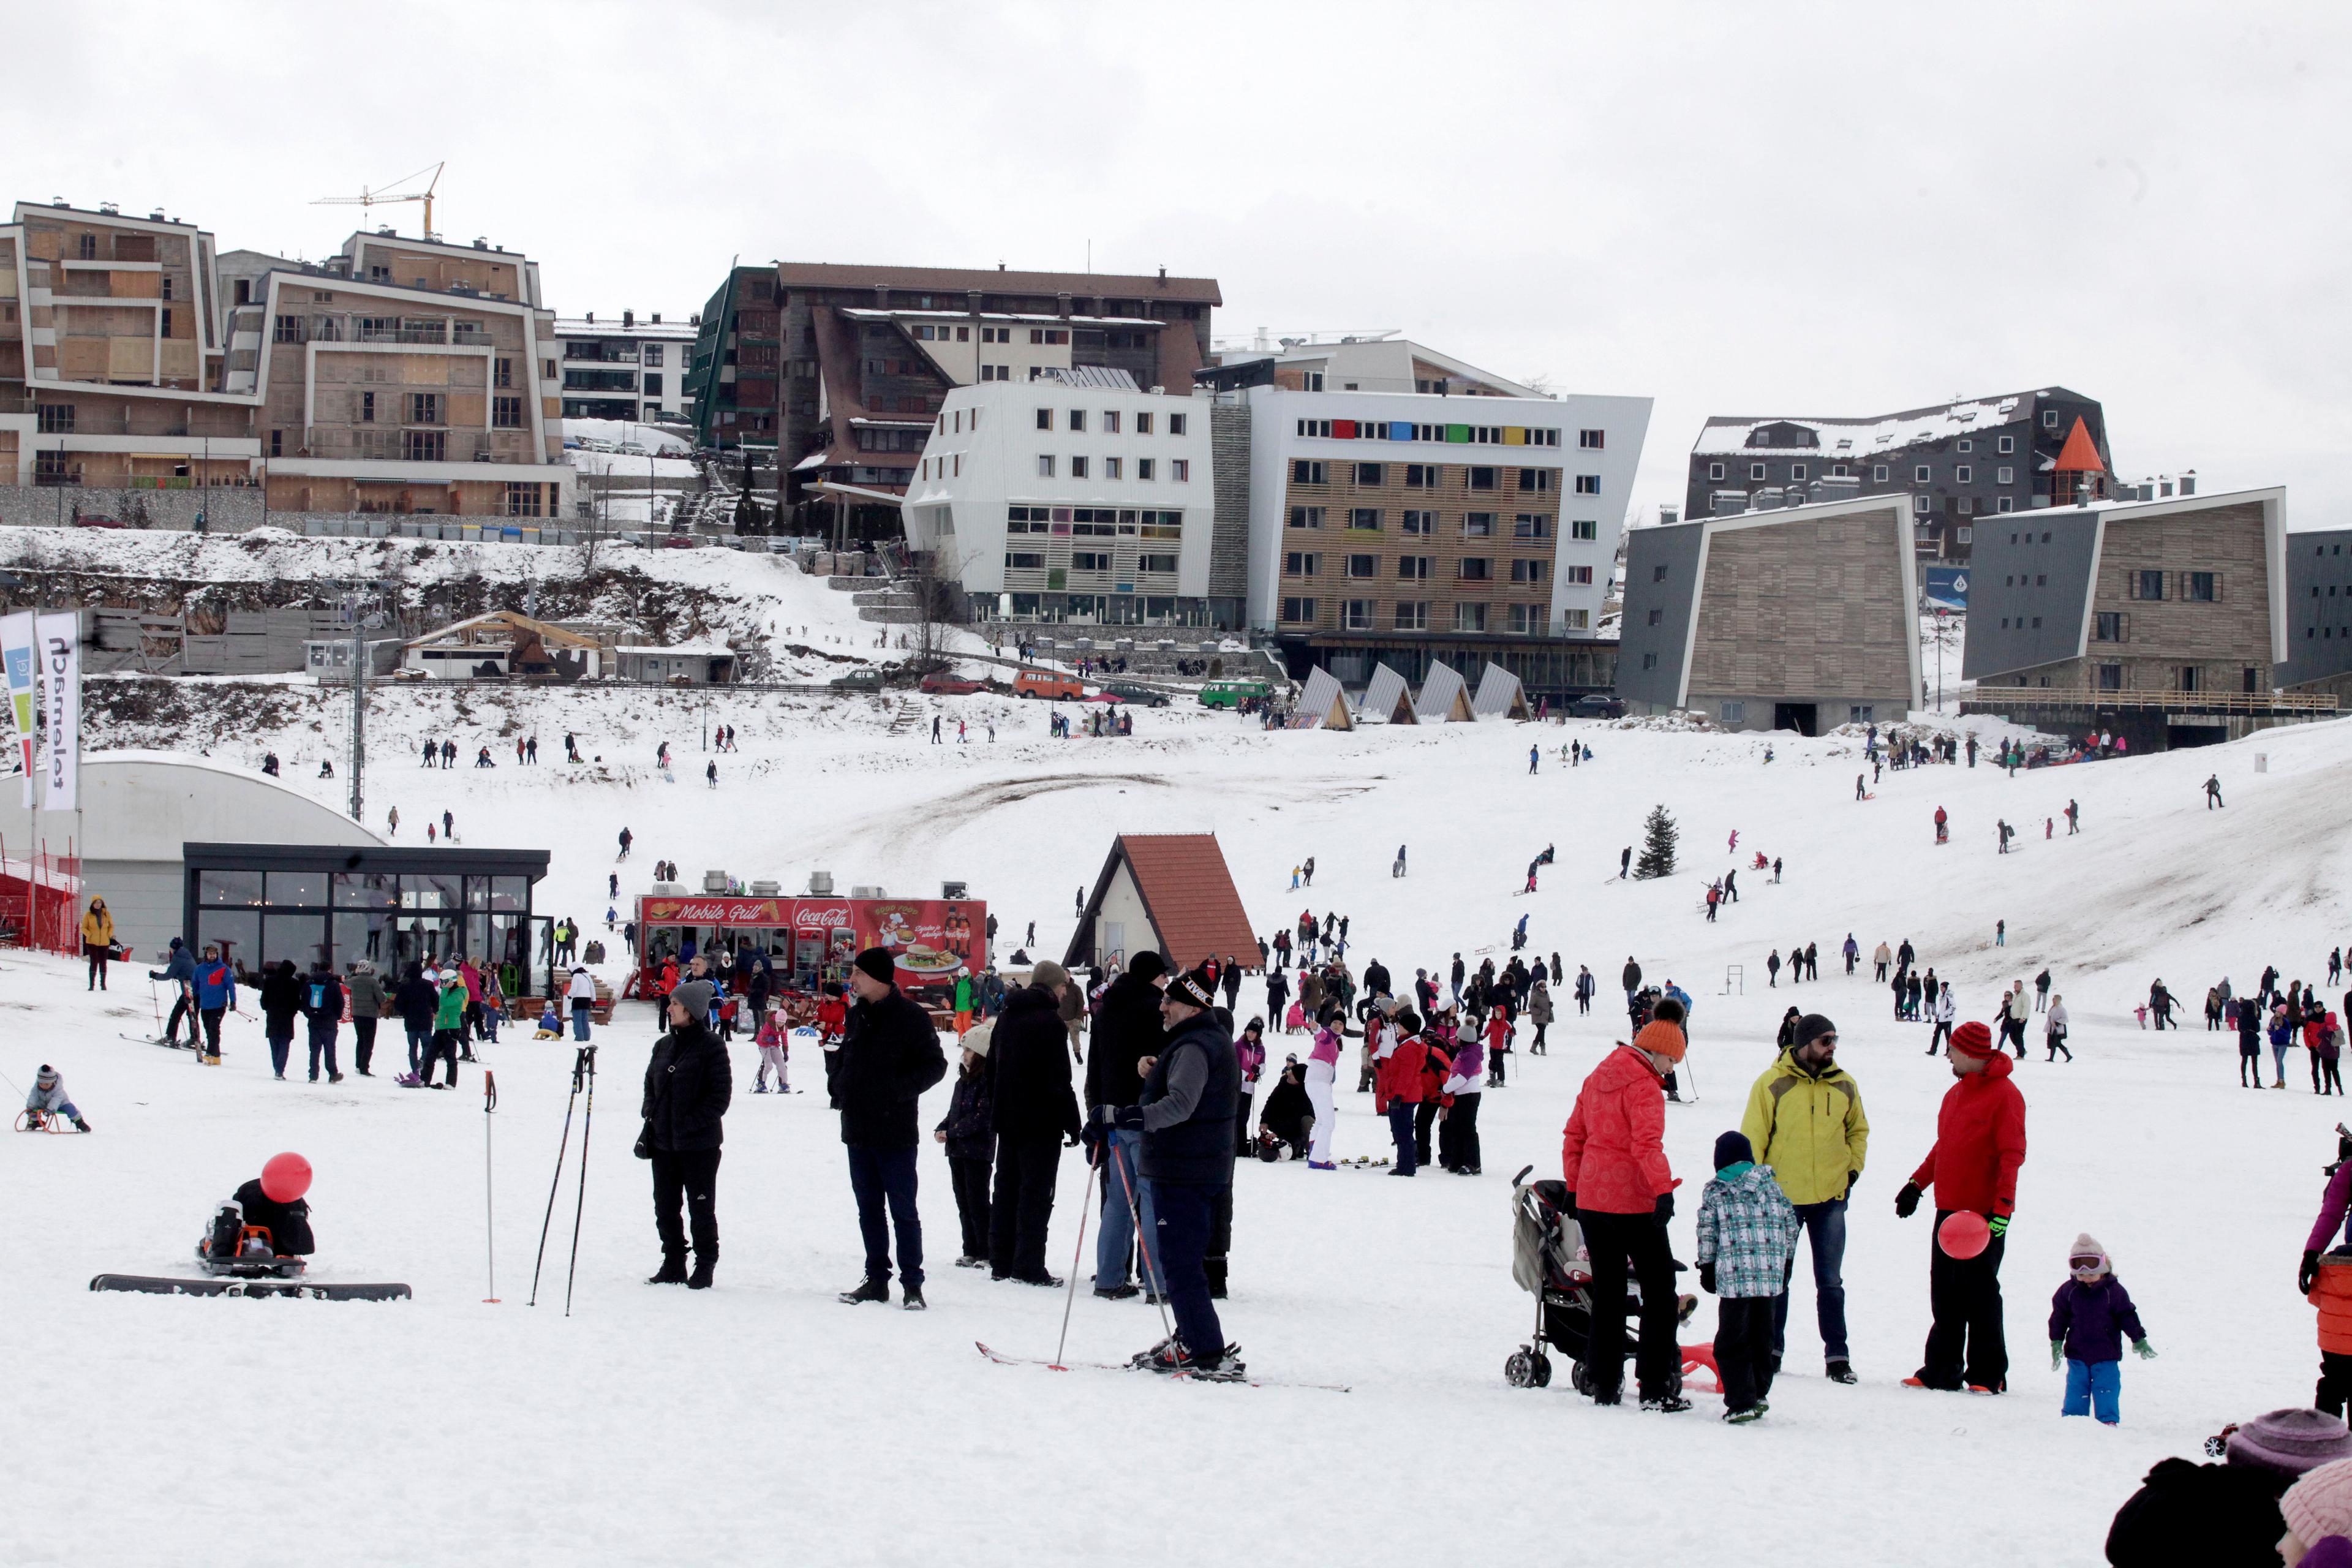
left=1103, top=963, right=1240, bottom=1376
left=641, top=978, right=732, bottom=1288
left=1362, top=958, right=1392, bottom=1001
left=988, top=960, right=1084, bottom=1284
left=834, top=948, right=949, bottom=1308
left=1084, top=950, right=1167, bottom=1299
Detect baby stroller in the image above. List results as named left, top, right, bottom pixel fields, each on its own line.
left=1505, top=1166, right=1710, bottom=1394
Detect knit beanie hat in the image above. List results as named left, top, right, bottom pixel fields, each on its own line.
left=1714, top=1131, right=1754, bottom=1170
left=1795, top=1014, right=1838, bottom=1047
left=1030, top=959, right=1069, bottom=992
left=1634, top=1019, right=1686, bottom=1063
left=1653, top=995, right=1687, bottom=1027
left=2068, top=1232, right=2110, bottom=1280
left=1128, top=950, right=1168, bottom=984
left=2227, top=1409, right=2352, bottom=1475
left=963, top=1020, right=995, bottom=1059
left=1948, top=1020, right=1996, bottom=1058
left=1168, top=964, right=1216, bottom=1010
left=852, top=947, right=895, bottom=986
left=36, top=1065, right=57, bottom=1088
left=671, top=979, right=715, bottom=1020
left=2282, top=1457, right=2352, bottom=1547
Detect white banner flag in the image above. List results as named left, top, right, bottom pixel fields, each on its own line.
left=35, top=611, right=78, bottom=812
left=0, top=611, right=34, bottom=808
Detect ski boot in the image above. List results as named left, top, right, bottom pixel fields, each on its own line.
left=837, top=1278, right=890, bottom=1305
left=1130, top=1335, right=1188, bottom=1374
left=1640, top=1392, right=1694, bottom=1414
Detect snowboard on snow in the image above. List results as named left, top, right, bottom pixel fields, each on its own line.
left=89, top=1275, right=412, bottom=1301
left=974, top=1341, right=1348, bottom=1392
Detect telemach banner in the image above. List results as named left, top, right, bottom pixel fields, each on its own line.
left=0, top=611, right=35, bottom=808
left=35, top=611, right=78, bottom=812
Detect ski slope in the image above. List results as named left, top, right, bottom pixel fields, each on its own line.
left=7, top=695, right=2352, bottom=1567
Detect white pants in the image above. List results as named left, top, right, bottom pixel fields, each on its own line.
left=1305, top=1059, right=1336, bottom=1164
left=758, top=1045, right=787, bottom=1088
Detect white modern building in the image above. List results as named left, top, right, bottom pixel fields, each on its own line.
left=902, top=372, right=1217, bottom=625
left=552, top=309, right=698, bottom=424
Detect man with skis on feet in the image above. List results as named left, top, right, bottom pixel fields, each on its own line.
left=1109, top=963, right=1243, bottom=1379
left=641, top=978, right=731, bottom=1289
left=1741, top=1014, right=1868, bottom=1385
left=1560, top=1017, right=1692, bottom=1412
left=834, top=948, right=948, bottom=1310
left=1896, top=1020, right=2027, bottom=1393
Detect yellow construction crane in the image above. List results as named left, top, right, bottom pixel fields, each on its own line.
left=312, top=162, right=445, bottom=240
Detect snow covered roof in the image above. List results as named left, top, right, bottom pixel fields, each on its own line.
left=839, top=307, right=1165, bottom=329
left=614, top=644, right=734, bottom=658
left=1689, top=393, right=2047, bottom=458
left=1071, top=834, right=1259, bottom=973
left=1036, top=366, right=1142, bottom=391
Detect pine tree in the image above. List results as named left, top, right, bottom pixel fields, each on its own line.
left=1634, top=804, right=1678, bottom=880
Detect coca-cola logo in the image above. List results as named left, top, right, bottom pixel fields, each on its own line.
left=794, top=905, right=852, bottom=929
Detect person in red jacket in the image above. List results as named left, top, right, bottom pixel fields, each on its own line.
left=1561, top=1019, right=1691, bottom=1411
left=1896, top=1019, right=2027, bottom=1392
left=1414, top=1028, right=1453, bottom=1169
left=1373, top=1002, right=1427, bottom=1175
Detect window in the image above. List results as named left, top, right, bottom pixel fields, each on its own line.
left=1912, top=464, right=1931, bottom=483
left=1719, top=699, right=1745, bottom=723
left=1136, top=412, right=1154, bottom=435
left=1458, top=557, right=1493, bottom=582
left=1513, top=514, right=1552, bottom=538
left=1284, top=552, right=1321, bottom=576
left=2043, top=409, right=2060, bottom=428
left=1103, top=457, right=1121, bottom=480
left=403, top=430, right=445, bottom=461
left=358, top=390, right=376, bottom=423
left=1136, top=458, right=1156, bottom=481
left=1168, top=414, right=1186, bottom=436
left=1287, top=506, right=1324, bottom=529
left=1646, top=608, right=1663, bottom=626
left=1394, top=601, right=1429, bottom=631
left=504, top=482, right=544, bottom=518
left=1028, top=328, right=1068, bottom=345
left=1139, top=554, right=1178, bottom=574
left=1832, top=464, right=1849, bottom=477
left=1469, top=466, right=1497, bottom=491
left=1569, top=519, right=1597, bottom=540
left=1849, top=705, right=1875, bottom=723
left=159, top=307, right=172, bottom=337
left=1346, top=555, right=1378, bottom=579
left=1280, top=597, right=1317, bottom=624
left=1653, top=565, right=1668, bottom=582
left=1006, top=551, right=1046, bottom=570
left=270, top=429, right=283, bottom=458
left=1997, top=497, right=2015, bottom=513
left=1562, top=565, right=1594, bottom=584
left=1998, top=435, right=2016, bottom=453
left=1401, top=510, right=1431, bottom=534
left=1872, top=464, right=1889, bottom=483
left=408, top=393, right=442, bottom=425
left=1519, top=470, right=1555, bottom=493
left=1956, top=527, right=1973, bottom=543
left=643, top=345, right=665, bottom=367
left=1750, top=462, right=1767, bottom=481
left=494, top=357, right=514, bottom=389
left=1101, top=411, right=1120, bottom=434
left=1349, top=508, right=1381, bottom=530
left=2179, top=665, right=2202, bottom=693
left=1639, top=652, right=1657, bottom=670
left=273, top=314, right=303, bottom=343
left=36, top=404, right=74, bottom=434
left=643, top=375, right=663, bottom=398
left=2097, top=663, right=2124, bottom=692
left=1453, top=603, right=1488, bottom=633
left=1406, top=464, right=1441, bottom=488
left=1957, top=496, right=1974, bottom=514
left=2132, top=570, right=2166, bottom=601
left=1563, top=608, right=1590, bottom=630
left=1505, top=605, right=1539, bottom=634
left=1579, top=429, right=1605, bottom=450
left=492, top=396, right=524, bottom=429
left=1790, top=464, right=1806, bottom=481
left=1171, top=459, right=1189, bottom=482
left=1036, top=408, right=1053, bottom=430
left=1708, top=462, right=1725, bottom=481
left=1354, top=462, right=1384, bottom=485
left=1068, top=410, right=1086, bottom=432
left=1037, top=455, right=1056, bottom=478
left=1069, top=456, right=1088, bottom=478
left=1958, top=439, right=1972, bottom=453
left=1398, top=556, right=1432, bottom=581
left=2185, top=571, right=2218, bottom=601
left=1294, top=460, right=1327, bottom=484
left=1995, top=466, right=2015, bottom=485
left=1511, top=559, right=1549, bottom=584
left=1071, top=552, right=1112, bottom=572
left=1955, top=466, right=1972, bottom=483
left=1343, top=600, right=1376, bottom=630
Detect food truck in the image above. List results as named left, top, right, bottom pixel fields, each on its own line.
left=633, top=891, right=988, bottom=1001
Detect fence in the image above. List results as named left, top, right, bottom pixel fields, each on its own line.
left=0, top=836, right=83, bottom=956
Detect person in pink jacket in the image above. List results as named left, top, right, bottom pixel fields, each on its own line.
left=1560, top=1019, right=1690, bottom=1411
left=1303, top=1005, right=1351, bottom=1169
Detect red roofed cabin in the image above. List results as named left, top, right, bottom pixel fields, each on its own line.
left=1067, top=834, right=1259, bottom=977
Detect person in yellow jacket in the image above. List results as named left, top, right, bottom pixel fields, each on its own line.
left=1740, top=1011, right=1869, bottom=1385
left=80, top=897, right=116, bottom=992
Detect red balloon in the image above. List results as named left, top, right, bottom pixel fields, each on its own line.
left=260, top=1151, right=313, bottom=1204
left=1939, top=1210, right=1990, bottom=1259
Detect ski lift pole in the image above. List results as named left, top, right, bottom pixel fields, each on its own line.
left=483, top=1070, right=500, bottom=1303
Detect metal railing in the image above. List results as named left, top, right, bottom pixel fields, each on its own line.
left=358, top=327, right=449, bottom=345
left=1964, top=688, right=2339, bottom=715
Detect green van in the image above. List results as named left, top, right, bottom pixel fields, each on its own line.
left=1197, top=679, right=1273, bottom=710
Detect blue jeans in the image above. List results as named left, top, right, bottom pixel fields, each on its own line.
left=572, top=1006, right=592, bottom=1041
left=1154, top=1180, right=1226, bottom=1362
left=1095, top=1129, right=1164, bottom=1293
left=268, top=1030, right=293, bottom=1077
left=846, top=1145, right=923, bottom=1291
left=2064, top=1357, right=2122, bottom=1422
left=1387, top=1102, right=1419, bottom=1174
left=305, top=1021, right=339, bottom=1080
left=1771, top=1197, right=1850, bottom=1360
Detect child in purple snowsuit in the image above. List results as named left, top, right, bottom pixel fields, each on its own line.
left=2049, top=1232, right=2154, bottom=1424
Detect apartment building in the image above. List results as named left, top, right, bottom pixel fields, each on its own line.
left=1616, top=496, right=1921, bottom=734
left=1209, top=331, right=1544, bottom=398
left=553, top=310, right=697, bottom=424
left=2, top=202, right=568, bottom=518
left=902, top=374, right=1219, bottom=624
left=2278, top=528, right=2352, bottom=696
left=688, top=260, right=1221, bottom=535
left=1684, top=388, right=2112, bottom=567
left=1242, top=383, right=1649, bottom=691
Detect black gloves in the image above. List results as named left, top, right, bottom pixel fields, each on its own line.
left=1654, top=1191, right=1675, bottom=1225
left=1698, top=1261, right=1717, bottom=1295
left=1846, top=1171, right=1860, bottom=1199
left=2304, top=1250, right=2323, bottom=1295
left=1894, top=1181, right=1921, bottom=1218
left=1114, top=1105, right=1145, bottom=1131
left=1561, top=1192, right=1577, bottom=1218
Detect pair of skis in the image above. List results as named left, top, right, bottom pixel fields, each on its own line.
left=974, top=1341, right=1347, bottom=1393
left=89, top=1275, right=411, bottom=1301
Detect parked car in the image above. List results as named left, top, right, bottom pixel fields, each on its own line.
left=1198, top=679, right=1272, bottom=710
left=1568, top=694, right=1626, bottom=718
left=1014, top=670, right=1086, bottom=700
left=830, top=668, right=886, bottom=692
left=1104, top=681, right=1169, bottom=708
left=919, top=671, right=985, bottom=695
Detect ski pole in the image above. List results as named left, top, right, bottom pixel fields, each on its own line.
left=528, top=1050, right=585, bottom=1307
left=483, top=1070, right=500, bottom=1303
left=1109, top=1137, right=1174, bottom=1343
left=1050, top=1153, right=1098, bottom=1371
left=564, top=1045, right=598, bottom=1317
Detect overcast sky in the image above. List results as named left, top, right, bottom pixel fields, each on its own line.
left=15, top=1, right=2348, bottom=524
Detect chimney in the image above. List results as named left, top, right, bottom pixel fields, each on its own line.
left=650, top=312, right=661, bottom=325
left=967, top=288, right=982, bottom=314
left=2179, top=469, right=2196, bottom=496
left=997, top=262, right=1006, bottom=271
left=623, top=309, right=635, bottom=329
left=1057, top=291, right=1072, bottom=318
left=1157, top=266, right=1166, bottom=282
left=586, top=311, right=594, bottom=324
left=874, top=285, right=890, bottom=310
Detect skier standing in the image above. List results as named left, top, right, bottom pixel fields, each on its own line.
left=1895, top=1020, right=2027, bottom=1392
left=149, top=938, right=197, bottom=1047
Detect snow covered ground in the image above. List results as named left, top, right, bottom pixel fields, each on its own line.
left=9, top=685, right=2352, bottom=1566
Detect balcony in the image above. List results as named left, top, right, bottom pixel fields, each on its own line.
left=357, top=326, right=449, bottom=345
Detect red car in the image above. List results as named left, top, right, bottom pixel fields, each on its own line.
left=72, top=513, right=125, bottom=529
left=919, top=671, right=985, bottom=695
